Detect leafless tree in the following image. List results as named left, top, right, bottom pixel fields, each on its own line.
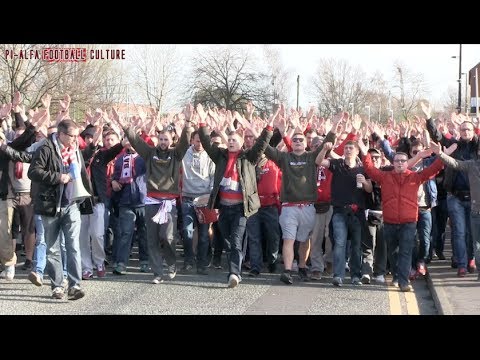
left=310, top=58, right=373, bottom=117
left=187, top=46, right=262, bottom=112
left=130, top=45, right=180, bottom=114
left=391, top=61, right=428, bottom=120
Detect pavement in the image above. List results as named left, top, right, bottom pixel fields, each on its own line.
left=425, top=240, right=480, bottom=315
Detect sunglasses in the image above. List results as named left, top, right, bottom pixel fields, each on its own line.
left=292, top=138, right=304, bottom=143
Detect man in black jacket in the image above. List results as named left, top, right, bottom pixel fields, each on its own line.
left=28, top=119, right=93, bottom=300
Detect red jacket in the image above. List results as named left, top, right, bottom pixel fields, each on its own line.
left=257, top=159, right=282, bottom=207
left=363, top=153, right=443, bottom=224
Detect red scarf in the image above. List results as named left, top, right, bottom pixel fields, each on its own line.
left=223, top=151, right=240, bottom=182
left=61, top=146, right=76, bottom=166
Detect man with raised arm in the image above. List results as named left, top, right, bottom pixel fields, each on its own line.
left=264, top=112, right=341, bottom=285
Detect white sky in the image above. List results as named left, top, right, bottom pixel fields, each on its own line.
left=125, top=44, right=480, bottom=111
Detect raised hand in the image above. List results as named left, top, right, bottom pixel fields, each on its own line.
left=41, top=94, right=52, bottom=110
left=246, top=101, right=255, bottom=120
left=420, top=101, right=431, bottom=119
left=59, top=94, right=71, bottom=112
left=196, top=103, right=207, bottom=123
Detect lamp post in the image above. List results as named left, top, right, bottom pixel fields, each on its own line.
left=451, top=44, right=462, bottom=113
left=365, top=105, right=370, bottom=123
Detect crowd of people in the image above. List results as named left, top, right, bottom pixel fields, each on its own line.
left=0, top=92, right=479, bottom=300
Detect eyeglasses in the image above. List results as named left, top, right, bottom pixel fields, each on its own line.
left=292, top=138, right=304, bottom=143
left=62, top=132, right=77, bottom=139
left=394, top=159, right=408, bottom=163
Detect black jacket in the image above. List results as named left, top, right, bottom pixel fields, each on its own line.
left=28, top=133, right=93, bottom=216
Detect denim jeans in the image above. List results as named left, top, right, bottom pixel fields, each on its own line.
left=115, top=206, right=148, bottom=266
left=33, top=214, right=67, bottom=279
left=218, top=203, right=247, bottom=278
left=246, top=205, right=280, bottom=272
left=470, top=212, right=480, bottom=271
left=181, top=198, right=210, bottom=268
left=370, top=222, right=387, bottom=276
left=331, top=209, right=364, bottom=280
left=42, top=204, right=82, bottom=289
left=412, top=209, right=432, bottom=266
left=384, top=222, right=417, bottom=287
left=447, top=195, right=473, bottom=269
left=431, top=198, right=448, bottom=256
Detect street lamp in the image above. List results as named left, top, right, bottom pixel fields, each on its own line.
left=365, top=105, right=370, bottom=123
left=451, top=44, right=462, bottom=113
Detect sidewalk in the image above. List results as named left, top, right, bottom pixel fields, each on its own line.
left=426, top=237, right=480, bottom=315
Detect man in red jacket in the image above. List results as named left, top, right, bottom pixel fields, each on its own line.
left=359, top=140, right=444, bottom=292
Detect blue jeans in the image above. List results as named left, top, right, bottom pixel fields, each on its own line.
left=447, top=195, right=473, bottom=269
left=331, top=209, right=364, bottom=280
left=115, top=206, right=148, bottom=266
left=470, top=212, right=480, bottom=271
left=412, top=209, right=432, bottom=266
left=246, top=206, right=280, bottom=272
left=384, top=222, right=417, bottom=287
left=42, top=204, right=82, bottom=289
left=431, top=198, right=448, bottom=256
left=181, top=198, right=210, bottom=268
left=218, top=204, right=247, bottom=278
left=34, top=214, right=67, bottom=279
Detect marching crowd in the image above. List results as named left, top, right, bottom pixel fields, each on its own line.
left=1, top=92, right=479, bottom=300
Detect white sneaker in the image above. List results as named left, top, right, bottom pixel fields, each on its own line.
left=0, top=265, right=15, bottom=281
left=152, top=276, right=164, bottom=284
left=372, top=274, right=385, bottom=283
left=361, top=274, right=371, bottom=284
left=228, top=274, right=239, bottom=288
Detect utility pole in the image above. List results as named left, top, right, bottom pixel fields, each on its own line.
left=296, top=75, right=300, bottom=111
left=458, top=44, right=462, bottom=113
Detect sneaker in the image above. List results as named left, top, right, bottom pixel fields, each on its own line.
left=248, top=269, right=260, bottom=277
left=22, top=259, right=33, bottom=271
left=196, top=267, right=208, bottom=275
left=51, top=287, right=64, bottom=299
left=167, top=264, right=176, bottom=280
left=28, top=271, right=43, bottom=286
left=67, top=285, right=85, bottom=300
left=310, top=271, right=322, bottom=280
left=351, top=277, right=362, bottom=285
left=457, top=268, right=467, bottom=277
left=280, top=271, right=293, bottom=285
left=182, top=264, right=194, bottom=272
left=228, top=274, right=240, bottom=288
left=468, top=260, right=476, bottom=273
left=0, top=265, right=15, bottom=281
left=391, top=279, right=399, bottom=288
left=152, top=276, right=164, bottom=284
left=268, top=263, right=277, bottom=273
left=361, top=274, right=371, bottom=284
left=417, top=262, right=427, bottom=276
left=113, top=264, right=126, bottom=275
left=436, top=252, right=446, bottom=260
left=298, top=268, right=310, bottom=282
left=213, top=257, right=222, bottom=269
left=82, top=270, right=93, bottom=280
left=96, top=263, right=106, bottom=278
left=332, top=276, right=343, bottom=287
left=372, top=274, right=385, bottom=283
left=139, top=264, right=149, bottom=273
left=400, top=284, right=413, bottom=292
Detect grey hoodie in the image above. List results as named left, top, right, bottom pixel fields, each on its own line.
left=181, top=145, right=215, bottom=198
